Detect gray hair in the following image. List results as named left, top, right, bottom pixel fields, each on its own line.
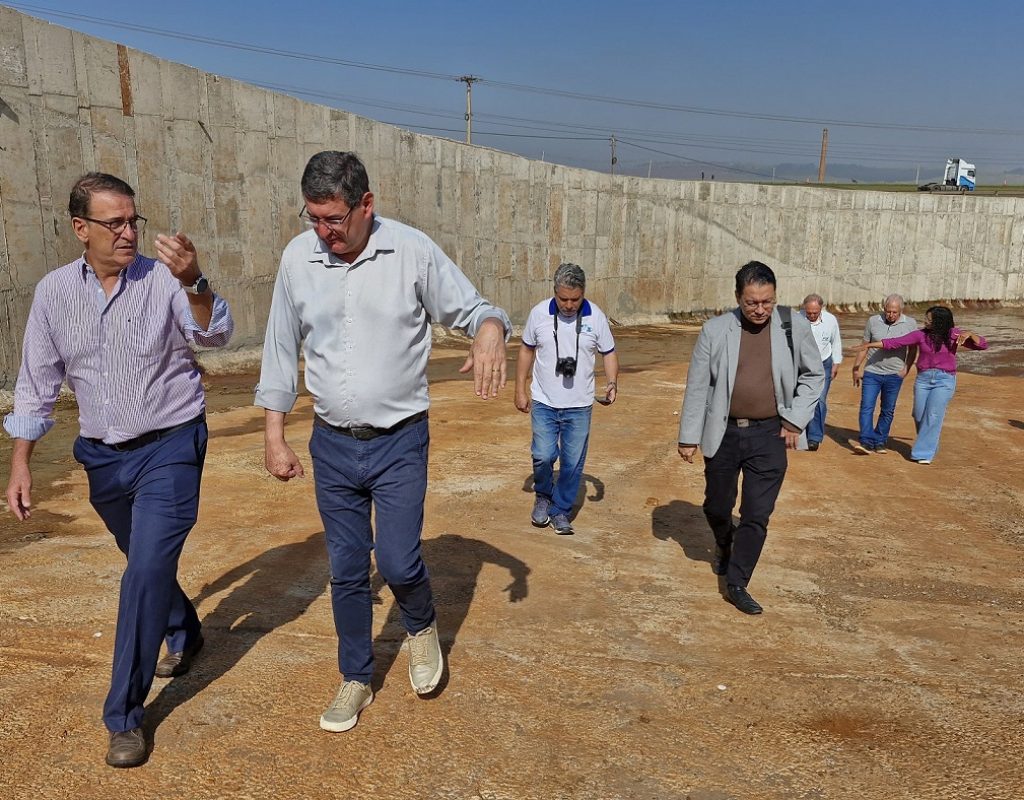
left=883, top=293, right=905, bottom=309
left=802, top=293, right=824, bottom=307
left=301, top=151, right=369, bottom=206
left=553, top=262, right=586, bottom=291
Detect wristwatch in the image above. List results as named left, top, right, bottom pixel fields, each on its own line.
left=182, top=274, right=210, bottom=295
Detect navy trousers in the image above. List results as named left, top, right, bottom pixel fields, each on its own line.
left=309, top=417, right=435, bottom=685
left=73, top=420, right=207, bottom=732
left=702, top=417, right=788, bottom=587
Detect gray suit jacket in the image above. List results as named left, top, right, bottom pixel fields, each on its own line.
left=678, top=307, right=826, bottom=458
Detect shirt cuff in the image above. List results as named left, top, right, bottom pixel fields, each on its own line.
left=3, top=413, right=54, bottom=441
left=184, top=293, right=233, bottom=345
left=254, top=386, right=298, bottom=413
left=475, top=310, right=512, bottom=341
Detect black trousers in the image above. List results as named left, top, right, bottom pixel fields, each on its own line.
left=703, top=417, right=788, bottom=587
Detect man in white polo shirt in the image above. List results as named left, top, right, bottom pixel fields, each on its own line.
left=799, top=293, right=843, bottom=451
left=514, top=263, right=618, bottom=534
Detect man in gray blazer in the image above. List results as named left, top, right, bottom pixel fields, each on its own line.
left=677, top=262, right=824, bottom=615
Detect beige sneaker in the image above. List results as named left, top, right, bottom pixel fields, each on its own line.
left=407, top=625, right=444, bottom=694
left=319, top=680, right=373, bottom=732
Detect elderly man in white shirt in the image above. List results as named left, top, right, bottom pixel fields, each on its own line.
left=799, top=293, right=843, bottom=450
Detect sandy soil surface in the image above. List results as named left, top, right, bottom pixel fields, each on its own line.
left=1, top=323, right=1022, bottom=800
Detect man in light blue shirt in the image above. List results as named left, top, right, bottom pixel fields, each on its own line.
left=799, top=293, right=843, bottom=451
left=256, top=151, right=510, bottom=733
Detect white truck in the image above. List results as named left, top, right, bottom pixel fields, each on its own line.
left=920, top=158, right=976, bottom=192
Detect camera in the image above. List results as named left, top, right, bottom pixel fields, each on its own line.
left=555, top=356, right=577, bottom=377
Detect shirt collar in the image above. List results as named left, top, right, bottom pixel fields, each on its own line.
left=547, top=298, right=592, bottom=317
left=79, top=252, right=142, bottom=281
left=309, top=215, right=395, bottom=268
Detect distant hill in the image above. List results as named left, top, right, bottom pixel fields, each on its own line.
left=615, top=159, right=1024, bottom=185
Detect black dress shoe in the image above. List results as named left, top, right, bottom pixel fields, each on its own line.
left=105, top=727, right=148, bottom=768
left=726, top=584, right=763, bottom=615
left=155, top=634, right=204, bottom=678
left=807, top=441, right=820, bottom=451
left=712, top=545, right=731, bottom=576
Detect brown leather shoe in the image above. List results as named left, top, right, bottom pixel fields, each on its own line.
left=105, top=727, right=148, bottom=768
left=155, top=634, right=204, bottom=678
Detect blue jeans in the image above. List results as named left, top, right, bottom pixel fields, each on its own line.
left=309, top=417, right=435, bottom=685
left=530, top=401, right=592, bottom=518
left=911, top=370, right=957, bottom=461
left=806, top=356, right=833, bottom=444
left=858, top=372, right=904, bottom=447
left=73, top=420, right=207, bottom=732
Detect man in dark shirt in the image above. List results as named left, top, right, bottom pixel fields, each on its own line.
left=677, top=262, right=824, bottom=614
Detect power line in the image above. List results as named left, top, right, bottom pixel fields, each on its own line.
left=10, top=2, right=1024, bottom=140
left=7, top=2, right=459, bottom=81
left=615, top=139, right=778, bottom=180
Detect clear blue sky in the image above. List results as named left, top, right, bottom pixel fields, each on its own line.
left=6, top=0, right=1024, bottom=182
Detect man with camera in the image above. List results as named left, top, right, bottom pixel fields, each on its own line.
left=514, top=263, right=618, bottom=535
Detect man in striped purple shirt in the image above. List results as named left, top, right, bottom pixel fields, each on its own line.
left=3, top=172, right=233, bottom=768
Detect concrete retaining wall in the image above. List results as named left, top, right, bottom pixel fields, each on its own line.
left=2, top=8, right=1022, bottom=385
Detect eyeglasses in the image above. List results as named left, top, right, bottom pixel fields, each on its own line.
left=79, top=215, right=147, bottom=235
left=741, top=299, right=776, bottom=310
left=298, top=204, right=356, bottom=234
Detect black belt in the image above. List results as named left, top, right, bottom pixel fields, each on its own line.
left=728, top=415, right=780, bottom=428
left=314, top=410, right=428, bottom=441
left=84, top=412, right=206, bottom=452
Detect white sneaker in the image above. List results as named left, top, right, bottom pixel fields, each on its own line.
left=849, top=439, right=872, bottom=455
left=407, top=625, right=444, bottom=695
left=916, top=459, right=931, bottom=465
left=319, top=680, right=373, bottom=732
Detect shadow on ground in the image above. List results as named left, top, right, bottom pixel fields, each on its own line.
left=825, top=424, right=914, bottom=459
left=144, top=531, right=530, bottom=734
left=369, top=533, right=530, bottom=696
left=519, top=472, right=605, bottom=520
left=651, top=498, right=715, bottom=568
left=144, top=530, right=328, bottom=738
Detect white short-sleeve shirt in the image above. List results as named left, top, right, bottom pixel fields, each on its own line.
left=522, top=298, right=616, bottom=408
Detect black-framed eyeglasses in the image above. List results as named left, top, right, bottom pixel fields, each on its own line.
left=298, top=204, right=356, bottom=233
left=78, top=215, right=147, bottom=235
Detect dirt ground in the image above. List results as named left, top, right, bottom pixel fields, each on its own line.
left=1, top=323, right=1022, bottom=800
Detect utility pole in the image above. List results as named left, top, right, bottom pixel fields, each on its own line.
left=817, top=127, right=828, bottom=183
left=610, top=134, right=617, bottom=175
left=456, top=75, right=480, bottom=144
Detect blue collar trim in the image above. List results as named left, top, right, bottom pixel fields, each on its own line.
left=548, top=298, right=592, bottom=317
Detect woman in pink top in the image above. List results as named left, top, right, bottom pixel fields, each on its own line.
left=860, top=306, right=987, bottom=464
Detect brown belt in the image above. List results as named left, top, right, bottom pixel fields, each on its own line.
left=314, top=410, right=428, bottom=441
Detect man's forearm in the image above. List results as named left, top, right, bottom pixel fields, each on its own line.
left=264, top=409, right=288, bottom=442
left=515, top=346, right=535, bottom=392
left=603, top=352, right=619, bottom=385
left=186, top=291, right=214, bottom=330
left=10, top=438, right=36, bottom=469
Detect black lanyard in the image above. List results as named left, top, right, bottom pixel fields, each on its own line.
left=553, top=309, right=582, bottom=362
